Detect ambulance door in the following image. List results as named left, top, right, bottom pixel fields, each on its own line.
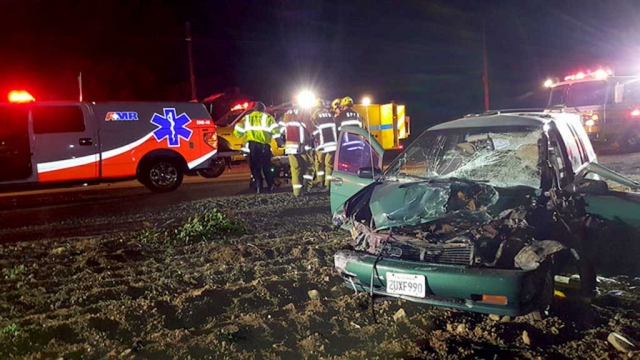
left=0, top=105, right=33, bottom=183
left=31, top=104, right=99, bottom=182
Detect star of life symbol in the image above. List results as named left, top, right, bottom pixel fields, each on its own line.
left=150, top=108, right=193, bottom=147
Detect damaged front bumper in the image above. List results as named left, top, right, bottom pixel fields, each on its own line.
left=335, top=249, right=545, bottom=317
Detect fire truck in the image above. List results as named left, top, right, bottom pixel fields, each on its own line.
left=0, top=91, right=218, bottom=193
left=545, top=69, right=640, bottom=152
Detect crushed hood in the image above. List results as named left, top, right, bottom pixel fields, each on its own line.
left=339, top=179, right=537, bottom=231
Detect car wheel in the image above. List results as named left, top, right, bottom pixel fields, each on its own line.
left=197, top=158, right=226, bottom=178
left=141, top=158, right=184, bottom=193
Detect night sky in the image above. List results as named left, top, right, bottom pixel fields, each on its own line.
left=2, top=0, right=640, bottom=132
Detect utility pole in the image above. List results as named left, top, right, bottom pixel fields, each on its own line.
left=482, top=20, right=490, bottom=111
left=78, top=72, right=83, bottom=102
left=186, top=22, right=197, bottom=101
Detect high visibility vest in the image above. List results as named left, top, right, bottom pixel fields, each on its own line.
left=233, top=111, right=280, bottom=152
left=280, top=109, right=313, bottom=155
left=336, top=109, right=363, bottom=130
left=312, top=109, right=337, bottom=153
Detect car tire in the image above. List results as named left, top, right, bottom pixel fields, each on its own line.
left=140, top=158, right=184, bottom=193
left=197, top=158, right=226, bottom=178
left=522, top=266, right=554, bottom=321
left=619, top=128, right=640, bottom=153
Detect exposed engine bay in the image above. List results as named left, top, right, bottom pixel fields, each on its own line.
left=333, top=180, right=588, bottom=271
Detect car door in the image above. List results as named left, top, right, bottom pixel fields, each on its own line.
left=330, top=126, right=384, bottom=212
left=569, top=162, right=640, bottom=275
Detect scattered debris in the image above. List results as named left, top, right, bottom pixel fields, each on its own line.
left=522, top=330, right=531, bottom=346
left=393, top=308, right=407, bottom=322
left=500, top=316, right=511, bottom=323
left=607, top=332, right=637, bottom=353
left=308, top=289, right=320, bottom=300
left=488, top=314, right=500, bottom=321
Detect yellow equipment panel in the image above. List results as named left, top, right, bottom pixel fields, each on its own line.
left=353, top=102, right=410, bottom=150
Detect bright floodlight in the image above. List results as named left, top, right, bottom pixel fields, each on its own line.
left=362, top=97, right=371, bottom=106
left=543, top=79, right=554, bottom=88
left=297, top=91, right=315, bottom=109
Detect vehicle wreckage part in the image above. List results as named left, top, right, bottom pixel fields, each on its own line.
left=334, top=249, right=548, bottom=316
left=514, top=240, right=567, bottom=271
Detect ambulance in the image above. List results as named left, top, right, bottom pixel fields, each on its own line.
left=0, top=91, right=218, bottom=193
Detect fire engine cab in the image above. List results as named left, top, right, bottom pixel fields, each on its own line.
left=545, top=69, right=640, bottom=152
left=0, top=91, right=218, bottom=193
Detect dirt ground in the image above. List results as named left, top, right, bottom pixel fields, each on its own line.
left=1, top=159, right=640, bottom=359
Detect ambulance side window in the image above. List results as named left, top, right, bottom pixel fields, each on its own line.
left=337, top=132, right=380, bottom=175
left=33, top=106, right=85, bottom=134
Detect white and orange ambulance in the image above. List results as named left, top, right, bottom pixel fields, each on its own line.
left=0, top=91, right=218, bottom=193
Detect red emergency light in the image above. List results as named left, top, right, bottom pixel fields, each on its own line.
left=231, top=102, right=249, bottom=111
left=8, top=90, right=35, bottom=103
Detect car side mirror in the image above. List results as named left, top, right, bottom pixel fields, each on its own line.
left=358, top=166, right=382, bottom=179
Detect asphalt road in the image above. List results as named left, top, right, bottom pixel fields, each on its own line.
left=0, top=153, right=636, bottom=243
left=0, top=163, right=260, bottom=241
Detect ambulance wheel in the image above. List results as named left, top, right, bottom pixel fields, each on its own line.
left=197, top=158, right=226, bottom=178
left=142, top=158, right=184, bottom=193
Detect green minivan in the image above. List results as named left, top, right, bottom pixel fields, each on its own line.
left=331, top=111, right=640, bottom=317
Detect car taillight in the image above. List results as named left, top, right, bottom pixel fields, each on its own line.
left=204, top=132, right=218, bottom=149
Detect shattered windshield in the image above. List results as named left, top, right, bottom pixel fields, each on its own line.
left=386, top=125, right=543, bottom=188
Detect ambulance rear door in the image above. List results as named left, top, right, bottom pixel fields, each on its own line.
left=31, top=103, right=99, bottom=183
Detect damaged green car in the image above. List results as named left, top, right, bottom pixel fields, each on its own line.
left=331, top=111, right=640, bottom=317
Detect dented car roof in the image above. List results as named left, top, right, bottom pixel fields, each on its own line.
left=429, top=113, right=552, bottom=130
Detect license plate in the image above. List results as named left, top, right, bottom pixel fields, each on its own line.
left=386, top=272, right=426, bottom=298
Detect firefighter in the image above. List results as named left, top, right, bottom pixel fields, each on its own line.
left=280, top=105, right=315, bottom=196
left=311, top=98, right=337, bottom=188
left=335, top=96, right=363, bottom=130
left=331, top=98, right=342, bottom=117
left=233, top=102, right=280, bottom=193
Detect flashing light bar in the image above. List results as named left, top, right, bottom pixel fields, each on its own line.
left=564, top=68, right=613, bottom=82
left=8, top=90, right=35, bottom=103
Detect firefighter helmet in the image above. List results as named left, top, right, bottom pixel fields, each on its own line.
left=340, top=96, right=354, bottom=107
left=331, top=98, right=341, bottom=110
left=254, top=101, right=266, bottom=112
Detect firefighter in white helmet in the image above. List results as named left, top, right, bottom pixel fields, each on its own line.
left=335, top=96, right=363, bottom=130
left=311, top=98, right=337, bottom=189
left=279, top=102, right=315, bottom=196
